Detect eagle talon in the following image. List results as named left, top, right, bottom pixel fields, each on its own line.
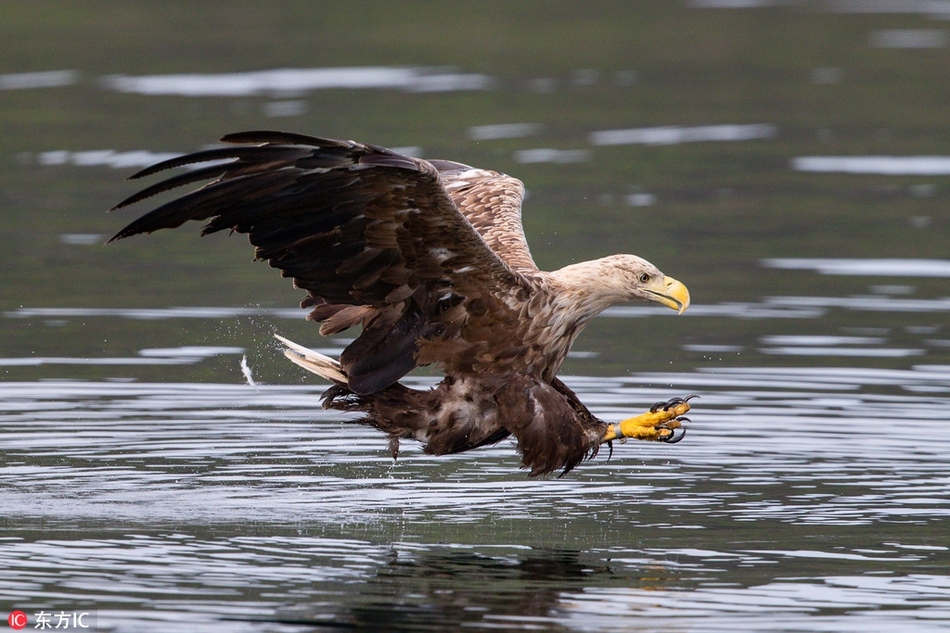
left=602, top=396, right=694, bottom=444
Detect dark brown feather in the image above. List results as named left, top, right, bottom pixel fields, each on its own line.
left=110, top=131, right=533, bottom=393
left=318, top=372, right=604, bottom=476
left=108, top=131, right=656, bottom=475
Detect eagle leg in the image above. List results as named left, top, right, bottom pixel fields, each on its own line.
left=601, top=395, right=696, bottom=444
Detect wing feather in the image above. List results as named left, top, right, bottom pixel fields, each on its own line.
left=431, top=161, right=539, bottom=274
left=110, top=131, right=538, bottom=393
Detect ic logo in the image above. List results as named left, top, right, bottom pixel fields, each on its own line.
left=7, top=611, right=28, bottom=630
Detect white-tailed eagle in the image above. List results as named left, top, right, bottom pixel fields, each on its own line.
left=110, top=131, right=693, bottom=475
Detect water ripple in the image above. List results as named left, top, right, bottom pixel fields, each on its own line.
left=2, top=367, right=948, bottom=631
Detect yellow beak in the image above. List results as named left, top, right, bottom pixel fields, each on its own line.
left=645, top=275, right=690, bottom=314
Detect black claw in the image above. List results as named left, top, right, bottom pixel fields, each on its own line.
left=663, top=426, right=687, bottom=444
left=651, top=395, right=695, bottom=412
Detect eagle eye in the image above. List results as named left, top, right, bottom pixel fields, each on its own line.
left=638, top=273, right=651, bottom=284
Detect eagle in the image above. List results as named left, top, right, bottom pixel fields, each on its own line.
left=109, top=131, right=693, bottom=475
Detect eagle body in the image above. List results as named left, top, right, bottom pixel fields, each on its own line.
left=111, top=131, right=691, bottom=475
left=317, top=371, right=605, bottom=476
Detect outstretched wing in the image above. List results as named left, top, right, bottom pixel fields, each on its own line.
left=110, top=131, right=536, bottom=394
left=429, top=161, right=539, bottom=274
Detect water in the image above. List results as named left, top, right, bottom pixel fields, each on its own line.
left=3, top=3, right=950, bottom=631
left=2, top=366, right=949, bottom=631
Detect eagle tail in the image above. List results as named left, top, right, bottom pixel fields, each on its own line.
left=275, top=334, right=348, bottom=386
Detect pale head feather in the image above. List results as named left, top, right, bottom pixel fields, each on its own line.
left=546, top=254, right=666, bottom=319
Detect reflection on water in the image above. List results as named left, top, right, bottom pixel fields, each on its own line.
left=763, top=258, right=950, bottom=277
left=869, top=29, right=949, bottom=49
left=515, top=148, right=592, bottom=164
left=1, top=367, right=949, bottom=631
left=37, top=149, right=183, bottom=170
left=792, top=155, right=950, bottom=175
left=5, top=306, right=308, bottom=320
left=468, top=122, right=543, bottom=141
left=32, top=120, right=785, bottom=171
left=764, top=294, right=950, bottom=313
left=589, top=123, right=777, bottom=146
left=104, top=66, right=495, bottom=96
left=0, top=69, right=78, bottom=90
left=563, top=573, right=950, bottom=632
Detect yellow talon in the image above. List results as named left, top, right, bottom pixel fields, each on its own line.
left=602, top=397, right=692, bottom=444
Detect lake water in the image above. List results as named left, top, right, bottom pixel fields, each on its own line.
left=2, top=3, right=950, bottom=632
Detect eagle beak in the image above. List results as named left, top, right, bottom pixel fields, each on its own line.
left=645, top=275, right=690, bottom=314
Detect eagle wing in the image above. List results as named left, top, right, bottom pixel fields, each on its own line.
left=429, top=160, right=539, bottom=275
left=110, top=131, right=537, bottom=394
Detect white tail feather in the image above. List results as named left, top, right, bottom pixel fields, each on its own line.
left=274, top=334, right=347, bottom=385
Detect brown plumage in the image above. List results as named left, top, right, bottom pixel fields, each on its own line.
left=110, top=131, right=691, bottom=475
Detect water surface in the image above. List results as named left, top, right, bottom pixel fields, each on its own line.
left=3, top=3, right=950, bottom=631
